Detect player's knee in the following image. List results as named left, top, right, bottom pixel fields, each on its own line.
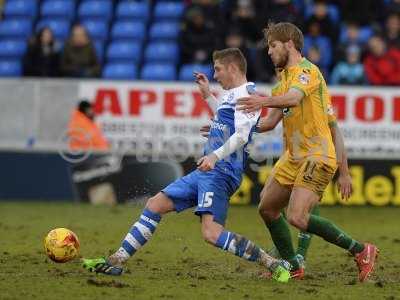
left=287, top=214, right=308, bottom=231
left=145, top=193, right=173, bottom=215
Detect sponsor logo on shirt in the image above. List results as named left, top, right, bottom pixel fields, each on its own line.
left=298, top=73, right=310, bottom=85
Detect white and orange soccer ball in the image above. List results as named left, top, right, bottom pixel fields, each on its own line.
left=44, top=228, right=80, bottom=263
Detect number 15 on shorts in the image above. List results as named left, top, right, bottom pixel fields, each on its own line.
left=199, top=192, right=214, bottom=208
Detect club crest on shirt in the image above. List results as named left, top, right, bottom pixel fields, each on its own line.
left=298, top=73, right=310, bottom=85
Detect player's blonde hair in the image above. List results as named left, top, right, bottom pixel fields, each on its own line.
left=212, top=48, right=247, bottom=74
left=263, top=22, right=304, bottom=52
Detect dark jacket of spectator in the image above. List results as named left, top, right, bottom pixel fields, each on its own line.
left=180, top=8, right=217, bottom=64
left=383, top=13, right=400, bottom=48
left=23, top=27, right=60, bottom=77
left=60, top=25, right=100, bottom=78
left=363, top=36, right=400, bottom=85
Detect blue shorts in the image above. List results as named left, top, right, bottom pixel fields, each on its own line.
left=162, top=169, right=239, bottom=225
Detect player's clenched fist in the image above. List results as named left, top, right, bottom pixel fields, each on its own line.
left=197, top=153, right=218, bottom=171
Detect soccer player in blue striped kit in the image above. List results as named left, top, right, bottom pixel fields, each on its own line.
left=82, top=48, right=291, bottom=282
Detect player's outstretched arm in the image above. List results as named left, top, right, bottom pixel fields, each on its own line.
left=256, top=108, right=283, bottom=133
left=330, top=123, right=352, bottom=200
left=237, top=88, right=303, bottom=112
left=194, top=71, right=218, bottom=114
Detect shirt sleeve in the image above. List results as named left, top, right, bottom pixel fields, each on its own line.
left=289, top=67, right=320, bottom=97
left=212, top=85, right=261, bottom=160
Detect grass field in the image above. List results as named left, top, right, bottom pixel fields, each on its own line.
left=1, top=202, right=399, bottom=300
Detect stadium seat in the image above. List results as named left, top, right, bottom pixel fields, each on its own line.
left=0, top=60, right=22, bottom=76
left=81, top=20, right=108, bottom=41
left=103, top=63, right=138, bottom=79
left=0, top=20, right=32, bottom=39
left=106, top=41, right=142, bottom=63
left=78, top=0, right=112, bottom=21
left=149, top=22, right=179, bottom=41
left=144, top=42, right=179, bottom=63
left=3, top=0, right=38, bottom=19
left=154, top=2, right=184, bottom=20
left=339, top=25, right=373, bottom=44
left=179, top=64, right=213, bottom=81
left=141, top=63, right=176, bottom=80
left=116, top=1, right=150, bottom=21
left=111, top=21, right=146, bottom=41
left=36, top=19, right=70, bottom=40
left=0, top=40, right=27, bottom=58
left=41, top=0, right=76, bottom=20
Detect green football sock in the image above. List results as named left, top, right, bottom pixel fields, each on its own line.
left=296, top=205, right=320, bottom=259
left=307, top=215, right=364, bottom=255
left=266, top=214, right=300, bottom=270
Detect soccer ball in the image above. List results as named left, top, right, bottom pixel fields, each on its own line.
left=44, top=228, right=80, bottom=263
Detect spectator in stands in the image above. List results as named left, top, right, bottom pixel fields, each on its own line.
left=304, top=21, right=332, bottom=74
left=23, top=27, right=60, bottom=77
left=306, top=45, right=328, bottom=78
left=337, top=0, right=386, bottom=26
left=224, top=28, right=255, bottom=80
left=68, top=100, right=109, bottom=151
left=60, top=24, right=100, bottom=78
left=180, top=7, right=217, bottom=64
left=265, top=0, right=302, bottom=25
left=305, top=0, right=338, bottom=42
left=385, top=0, right=400, bottom=16
left=363, top=35, right=400, bottom=85
left=225, top=0, right=262, bottom=43
left=331, top=45, right=366, bottom=85
left=335, top=22, right=368, bottom=63
left=383, top=13, right=400, bottom=48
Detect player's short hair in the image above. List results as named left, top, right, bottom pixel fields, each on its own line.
left=212, top=48, right=247, bottom=74
left=263, top=22, right=304, bottom=52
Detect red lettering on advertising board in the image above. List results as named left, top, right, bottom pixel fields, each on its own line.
left=331, top=95, right=346, bottom=120
left=393, top=97, right=400, bottom=122
left=355, top=95, right=384, bottom=122
left=129, top=90, right=156, bottom=115
left=93, top=89, right=122, bottom=115
left=164, top=91, right=185, bottom=117
left=191, top=92, right=213, bottom=117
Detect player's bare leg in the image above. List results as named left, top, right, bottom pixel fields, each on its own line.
left=287, top=186, right=379, bottom=282
left=83, top=192, right=174, bottom=275
left=258, top=178, right=302, bottom=274
left=200, top=214, right=290, bottom=283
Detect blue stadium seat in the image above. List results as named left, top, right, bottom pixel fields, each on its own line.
left=149, top=22, right=179, bottom=41
left=78, top=0, right=112, bottom=21
left=0, top=40, right=27, bottom=58
left=106, top=41, right=142, bottom=63
left=81, top=20, right=108, bottom=41
left=154, top=2, right=184, bottom=20
left=141, top=63, right=177, bottom=80
left=36, top=19, right=70, bottom=40
left=0, top=20, right=32, bottom=39
left=144, top=42, right=179, bottom=63
left=4, top=0, right=37, bottom=19
left=41, top=0, right=75, bottom=20
left=179, top=64, right=213, bottom=81
left=103, top=63, right=138, bottom=79
left=0, top=60, right=22, bottom=77
left=111, top=21, right=146, bottom=41
left=116, top=1, right=150, bottom=21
